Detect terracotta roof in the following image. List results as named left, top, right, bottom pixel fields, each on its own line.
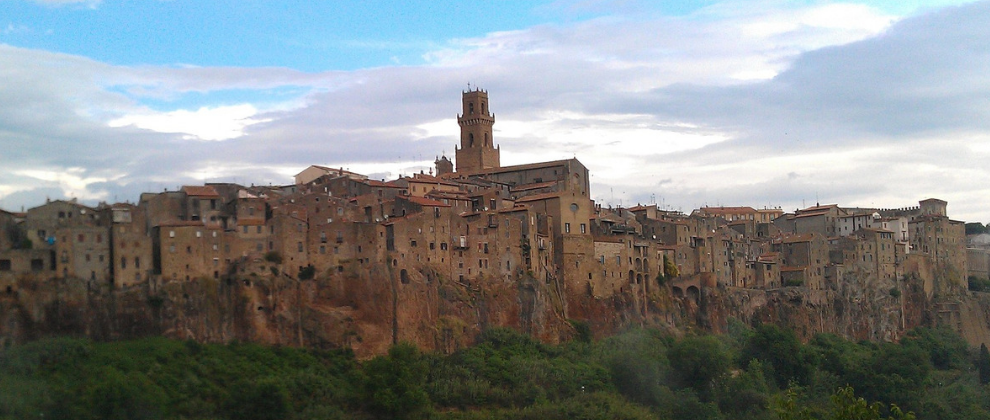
left=158, top=221, right=206, bottom=228
left=781, top=233, right=817, bottom=243
left=237, top=219, right=266, bottom=226
left=757, top=252, right=779, bottom=263
left=498, top=205, right=529, bottom=213
left=780, top=266, right=807, bottom=272
left=409, top=173, right=460, bottom=186
left=446, top=158, right=582, bottom=177
left=514, top=192, right=562, bottom=203
left=793, top=210, right=830, bottom=219
left=800, top=204, right=839, bottom=212
left=698, top=206, right=757, bottom=214
left=400, top=195, right=451, bottom=207
left=510, top=180, right=559, bottom=192
left=426, top=190, right=470, bottom=200
left=364, top=179, right=401, bottom=188
left=181, top=185, right=220, bottom=197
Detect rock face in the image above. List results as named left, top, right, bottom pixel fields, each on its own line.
left=1, top=259, right=987, bottom=358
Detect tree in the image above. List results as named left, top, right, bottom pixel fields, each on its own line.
left=668, top=335, right=730, bottom=400
left=363, top=342, right=431, bottom=420
left=86, top=369, right=167, bottom=420
left=663, top=255, right=679, bottom=279
left=222, top=378, right=291, bottom=420
left=774, top=386, right=915, bottom=420
left=740, top=324, right=814, bottom=388
left=965, top=222, right=988, bottom=235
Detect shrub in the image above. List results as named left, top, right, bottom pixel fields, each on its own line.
left=264, top=251, right=283, bottom=264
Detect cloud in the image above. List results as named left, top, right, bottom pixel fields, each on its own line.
left=108, top=104, right=271, bottom=141
left=1, top=1, right=988, bottom=223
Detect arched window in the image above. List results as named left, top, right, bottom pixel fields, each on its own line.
left=469, top=103, right=474, bottom=114
left=485, top=133, right=489, bottom=146
left=469, top=133, right=474, bottom=147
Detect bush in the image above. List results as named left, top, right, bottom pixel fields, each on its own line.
left=968, top=276, right=990, bottom=292
left=264, top=251, right=283, bottom=264
left=221, top=377, right=291, bottom=420
left=740, top=324, right=814, bottom=389
left=668, top=335, right=730, bottom=399
left=363, top=343, right=431, bottom=419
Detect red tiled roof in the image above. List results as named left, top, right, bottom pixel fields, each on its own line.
left=514, top=192, right=562, bottom=203
left=498, top=205, right=529, bottom=213
left=408, top=173, right=460, bottom=186
left=510, top=180, right=559, bottom=192
left=400, top=195, right=451, bottom=207
left=364, top=179, right=401, bottom=188
left=757, top=252, right=779, bottom=263
left=158, top=221, right=206, bottom=228
left=699, top=206, right=757, bottom=214
left=181, top=185, right=220, bottom=197
left=793, top=210, right=830, bottom=219
left=781, top=233, right=816, bottom=243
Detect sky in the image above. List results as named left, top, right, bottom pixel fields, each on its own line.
left=1, top=0, right=989, bottom=223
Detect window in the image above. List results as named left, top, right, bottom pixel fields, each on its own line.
left=565, top=223, right=570, bottom=233
left=242, top=226, right=248, bottom=233
left=121, top=257, right=126, bottom=269
left=135, top=257, right=140, bottom=269
left=580, top=224, right=586, bottom=234
left=297, top=242, right=304, bottom=252
left=0, top=260, right=10, bottom=271
left=196, top=231, right=202, bottom=238
left=257, top=226, right=263, bottom=234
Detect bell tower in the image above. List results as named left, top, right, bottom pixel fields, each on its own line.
left=455, top=88, right=500, bottom=173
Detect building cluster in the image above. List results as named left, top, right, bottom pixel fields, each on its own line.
left=0, top=90, right=974, bottom=304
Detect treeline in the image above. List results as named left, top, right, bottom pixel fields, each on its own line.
left=2, top=322, right=989, bottom=420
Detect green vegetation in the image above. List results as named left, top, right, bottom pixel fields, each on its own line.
left=969, top=275, right=990, bottom=292
left=965, top=222, right=988, bottom=235
left=2, top=325, right=989, bottom=420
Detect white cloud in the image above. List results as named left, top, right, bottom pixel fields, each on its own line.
left=1, top=1, right=988, bottom=224
left=108, top=104, right=270, bottom=141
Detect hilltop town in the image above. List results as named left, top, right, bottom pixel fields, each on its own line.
left=2, top=89, right=989, bottom=356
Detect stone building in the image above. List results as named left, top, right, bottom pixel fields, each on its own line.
left=455, top=88, right=500, bottom=173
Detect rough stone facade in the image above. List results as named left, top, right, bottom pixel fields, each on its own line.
left=0, top=90, right=987, bottom=357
